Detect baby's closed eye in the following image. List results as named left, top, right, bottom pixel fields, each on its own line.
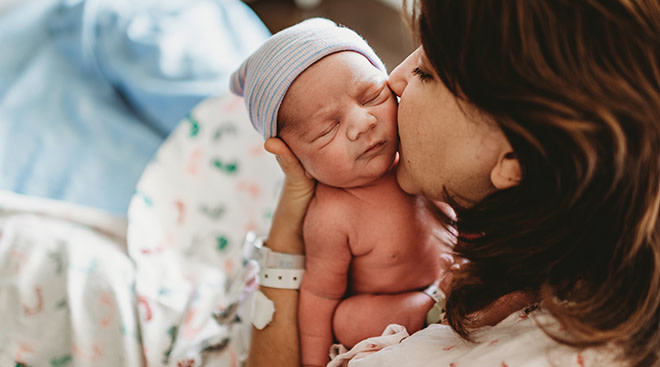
left=361, top=84, right=390, bottom=106
left=311, top=120, right=340, bottom=143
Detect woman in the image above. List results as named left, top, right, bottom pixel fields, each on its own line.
left=248, top=0, right=660, bottom=366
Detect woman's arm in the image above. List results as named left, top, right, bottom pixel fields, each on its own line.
left=246, top=138, right=316, bottom=367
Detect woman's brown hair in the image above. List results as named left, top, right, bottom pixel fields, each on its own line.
left=407, top=0, right=660, bottom=365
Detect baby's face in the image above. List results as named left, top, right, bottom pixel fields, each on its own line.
left=279, top=51, right=398, bottom=188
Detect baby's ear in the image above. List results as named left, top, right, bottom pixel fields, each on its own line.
left=490, top=152, right=521, bottom=189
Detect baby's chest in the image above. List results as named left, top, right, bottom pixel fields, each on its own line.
left=349, top=211, right=429, bottom=261
left=347, top=215, right=441, bottom=292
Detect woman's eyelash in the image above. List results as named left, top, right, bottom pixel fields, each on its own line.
left=412, top=67, right=433, bottom=81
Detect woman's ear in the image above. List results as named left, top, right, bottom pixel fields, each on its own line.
left=491, top=152, right=521, bottom=189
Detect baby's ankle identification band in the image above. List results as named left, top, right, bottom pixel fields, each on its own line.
left=424, top=282, right=447, bottom=325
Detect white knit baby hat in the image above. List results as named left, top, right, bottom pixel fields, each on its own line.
left=230, top=17, right=386, bottom=140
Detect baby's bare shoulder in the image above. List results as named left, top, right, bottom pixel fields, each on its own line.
left=309, top=184, right=361, bottom=214
left=304, top=184, right=356, bottom=233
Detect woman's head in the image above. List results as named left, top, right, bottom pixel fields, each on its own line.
left=393, top=0, right=660, bottom=363
left=389, top=47, right=521, bottom=207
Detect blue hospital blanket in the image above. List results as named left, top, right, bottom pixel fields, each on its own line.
left=0, top=0, right=270, bottom=216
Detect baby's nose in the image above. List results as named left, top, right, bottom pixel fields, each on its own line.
left=347, top=110, right=377, bottom=141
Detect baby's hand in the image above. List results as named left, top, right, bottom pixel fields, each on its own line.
left=264, top=137, right=316, bottom=254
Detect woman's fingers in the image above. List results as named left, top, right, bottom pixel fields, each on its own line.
left=265, top=138, right=309, bottom=182
left=470, top=291, right=537, bottom=327
left=264, top=137, right=316, bottom=254
left=265, top=137, right=316, bottom=203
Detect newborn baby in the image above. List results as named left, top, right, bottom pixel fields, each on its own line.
left=231, top=18, right=450, bottom=367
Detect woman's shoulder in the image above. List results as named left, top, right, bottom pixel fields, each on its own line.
left=344, top=306, right=626, bottom=367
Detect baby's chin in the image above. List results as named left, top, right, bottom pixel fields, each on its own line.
left=317, top=166, right=391, bottom=188
left=353, top=157, right=399, bottom=187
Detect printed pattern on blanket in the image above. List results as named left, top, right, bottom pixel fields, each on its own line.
left=127, top=93, right=283, bottom=367
left=0, top=191, right=142, bottom=367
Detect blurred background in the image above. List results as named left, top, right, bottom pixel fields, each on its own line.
left=245, top=0, right=415, bottom=71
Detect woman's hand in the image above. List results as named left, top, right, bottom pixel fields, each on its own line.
left=263, top=137, right=316, bottom=254
left=469, top=291, right=538, bottom=327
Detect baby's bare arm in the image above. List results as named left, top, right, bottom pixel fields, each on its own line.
left=334, top=252, right=456, bottom=347
left=299, top=194, right=353, bottom=367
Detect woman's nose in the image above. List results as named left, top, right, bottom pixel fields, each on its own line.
left=347, top=110, right=377, bottom=141
left=387, top=46, right=422, bottom=98
left=388, top=67, right=407, bottom=98
left=388, top=48, right=419, bottom=97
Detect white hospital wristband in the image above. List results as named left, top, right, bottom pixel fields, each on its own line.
left=243, top=231, right=306, bottom=269
left=258, top=268, right=305, bottom=289
left=250, top=290, right=276, bottom=330
left=243, top=231, right=306, bottom=289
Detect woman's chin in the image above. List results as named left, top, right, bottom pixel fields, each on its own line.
left=395, top=164, right=417, bottom=195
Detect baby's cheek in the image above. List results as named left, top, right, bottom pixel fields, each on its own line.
left=304, top=159, right=339, bottom=183
left=297, top=157, right=322, bottom=181
left=381, top=109, right=400, bottom=141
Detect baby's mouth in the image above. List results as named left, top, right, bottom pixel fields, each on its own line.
left=362, top=141, right=386, bottom=157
